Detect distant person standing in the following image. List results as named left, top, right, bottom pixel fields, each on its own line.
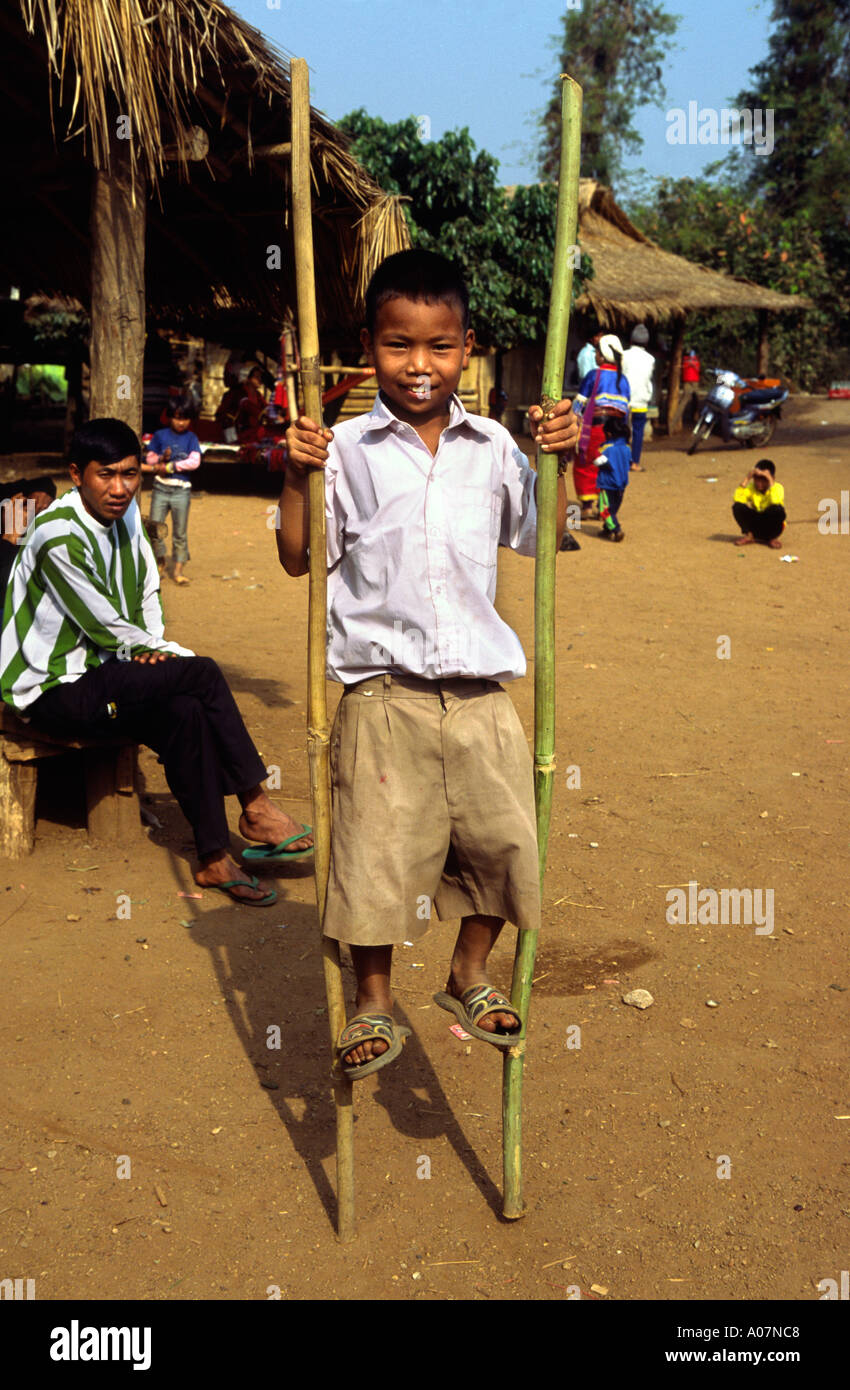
left=573, top=334, right=630, bottom=520
left=237, top=367, right=268, bottom=442
left=622, top=325, right=655, bottom=471
left=144, top=404, right=201, bottom=585
left=576, top=330, right=602, bottom=382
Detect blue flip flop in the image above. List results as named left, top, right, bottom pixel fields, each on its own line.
left=242, top=824, right=314, bottom=864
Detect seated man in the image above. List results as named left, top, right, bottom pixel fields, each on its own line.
left=732, top=459, right=786, bottom=548
left=0, top=418, right=311, bottom=903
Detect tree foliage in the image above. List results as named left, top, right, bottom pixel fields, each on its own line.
left=540, top=1, right=680, bottom=184
left=625, top=2, right=850, bottom=389
left=340, top=110, right=591, bottom=349
left=735, top=0, right=850, bottom=232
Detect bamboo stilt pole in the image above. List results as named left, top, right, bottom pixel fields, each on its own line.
left=502, top=75, right=582, bottom=1221
left=290, top=58, right=355, bottom=1243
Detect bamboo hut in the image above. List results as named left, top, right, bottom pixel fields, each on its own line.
left=1, top=0, right=409, bottom=434
left=502, top=180, right=809, bottom=429
left=574, top=180, right=809, bottom=423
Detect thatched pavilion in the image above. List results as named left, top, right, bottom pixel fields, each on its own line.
left=1, top=0, right=409, bottom=434
left=574, top=181, right=810, bottom=424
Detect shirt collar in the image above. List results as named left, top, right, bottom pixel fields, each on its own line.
left=359, top=392, right=490, bottom=440
left=70, top=485, right=119, bottom=538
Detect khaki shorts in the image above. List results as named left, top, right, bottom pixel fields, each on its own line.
left=323, top=674, right=541, bottom=946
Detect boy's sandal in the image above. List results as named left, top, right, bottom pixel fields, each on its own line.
left=432, top=984, right=523, bottom=1048
left=242, top=825, right=314, bottom=864
left=336, top=1013, right=411, bottom=1080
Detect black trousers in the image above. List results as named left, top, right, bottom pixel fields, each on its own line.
left=30, top=656, right=268, bottom=857
left=732, top=501, right=786, bottom=541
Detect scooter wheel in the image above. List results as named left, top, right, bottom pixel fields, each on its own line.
left=742, top=416, right=777, bottom=448
left=687, top=418, right=712, bottom=455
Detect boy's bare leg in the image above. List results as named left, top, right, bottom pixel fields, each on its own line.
left=343, top=945, right=394, bottom=1065
left=237, top=784, right=313, bottom=851
left=445, top=914, right=521, bottom=1033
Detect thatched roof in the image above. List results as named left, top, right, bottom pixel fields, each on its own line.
left=2, top=0, right=409, bottom=338
left=575, top=180, right=809, bottom=324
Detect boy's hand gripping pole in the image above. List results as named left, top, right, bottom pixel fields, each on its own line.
left=502, top=74, right=582, bottom=1220
left=290, top=57, right=355, bottom=1243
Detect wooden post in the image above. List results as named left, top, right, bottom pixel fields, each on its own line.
left=0, top=751, right=37, bottom=858
left=756, top=310, right=770, bottom=377
left=290, top=57, right=356, bottom=1243
left=666, top=317, right=686, bottom=433
left=89, top=132, right=146, bottom=435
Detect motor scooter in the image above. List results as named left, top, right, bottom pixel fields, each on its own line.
left=686, top=369, right=788, bottom=454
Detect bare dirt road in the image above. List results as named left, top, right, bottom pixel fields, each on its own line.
left=1, top=395, right=847, bottom=1301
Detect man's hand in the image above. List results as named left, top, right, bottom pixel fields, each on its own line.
left=529, top=398, right=579, bottom=454
left=285, top=416, right=334, bottom=477
left=133, top=650, right=174, bottom=664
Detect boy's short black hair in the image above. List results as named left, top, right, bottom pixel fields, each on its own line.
left=756, top=458, right=775, bottom=476
left=69, top=418, right=142, bottom=470
left=365, top=249, right=470, bottom=335
left=169, top=401, right=194, bottom=422
left=603, top=412, right=631, bottom=442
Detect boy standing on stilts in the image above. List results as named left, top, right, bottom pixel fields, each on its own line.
left=277, top=251, right=578, bottom=1076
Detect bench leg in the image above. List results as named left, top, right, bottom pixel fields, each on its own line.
left=85, top=746, right=141, bottom=844
left=0, top=752, right=37, bottom=858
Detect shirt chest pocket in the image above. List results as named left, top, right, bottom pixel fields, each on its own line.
left=449, top=486, right=501, bottom=569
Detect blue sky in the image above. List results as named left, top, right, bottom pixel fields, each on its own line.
left=230, top=0, right=775, bottom=193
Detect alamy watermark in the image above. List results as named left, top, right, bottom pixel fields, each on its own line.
left=666, top=102, right=774, bottom=156
left=818, top=492, right=850, bottom=534
left=665, top=881, right=774, bottom=934
left=369, top=620, right=482, bottom=670
left=50, top=1321, right=151, bottom=1370
left=0, top=497, right=35, bottom=535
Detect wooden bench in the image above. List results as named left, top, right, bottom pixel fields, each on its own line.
left=0, top=707, right=141, bottom=857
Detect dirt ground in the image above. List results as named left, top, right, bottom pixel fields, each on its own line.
left=0, top=395, right=847, bottom=1303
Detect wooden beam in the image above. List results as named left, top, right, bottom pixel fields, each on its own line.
left=196, top=86, right=291, bottom=188
left=231, top=142, right=292, bottom=163
left=36, top=190, right=91, bottom=248
left=148, top=211, right=223, bottom=289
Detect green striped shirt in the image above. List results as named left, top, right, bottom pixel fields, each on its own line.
left=0, top=488, right=193, bottom=713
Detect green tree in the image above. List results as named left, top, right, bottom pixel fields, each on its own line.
left=540, top=1, right=680, bottom=184
left=340, top=110, right=591, bottom=349
left=733, top=0, right=850, bottom=378
left=735, top=0, right=850, bottom=228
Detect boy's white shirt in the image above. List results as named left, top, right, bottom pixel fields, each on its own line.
left=324, top=393, right=538, bottom=684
